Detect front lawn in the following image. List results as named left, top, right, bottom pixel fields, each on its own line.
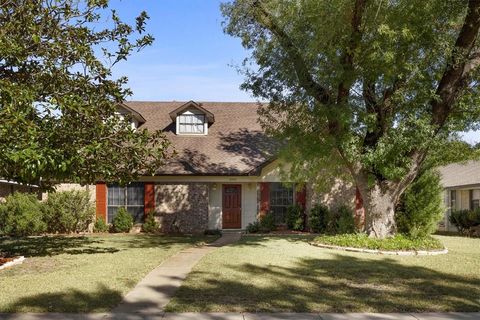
left=0, top=234, right=214, bottom=312
left=167, top=235, right=480, bottom=313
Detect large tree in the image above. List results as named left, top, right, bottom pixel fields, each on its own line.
left=223, top=0, right=480, bottom=238
left=0, top=0, right=171, bottom=189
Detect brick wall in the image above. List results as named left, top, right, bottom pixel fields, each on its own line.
left=154, top=183, right=209, bottom=234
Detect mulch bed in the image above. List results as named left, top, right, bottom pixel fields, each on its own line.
left=0, top=257, right=16, bottom=266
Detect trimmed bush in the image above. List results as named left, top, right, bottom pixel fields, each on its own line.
left=246, top=220, right=260, bottom=233
left=336, top=205, right=355, bottom=234
left=309, top=204, right=330, bottom=233
left=43, top=190, right=95, bottom=234
left=94, top=217, right=109, bottom=233
left=112, top=208, right=133, bottom=233
left=396, top=170, right=444, bottom=238
left=286, top=204, right=304, bottom=231
left=142, top=213, right=159, bottom=233
left=0, top=192, right=47, bottom=236
left=450, top=209, right=480, bottom=234
left=259, top=213, right=275, bottom=232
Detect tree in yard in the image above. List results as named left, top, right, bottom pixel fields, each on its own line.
left=222, top=0, right=480, bottom=238
left=0, top=0, right=171, bottom=189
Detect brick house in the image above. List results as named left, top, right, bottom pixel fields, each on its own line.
left=94, top=101, right=333, bottom=233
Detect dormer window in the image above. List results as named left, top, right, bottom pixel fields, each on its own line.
left=169, top=101, right=215, bottom=136
left=178, top=112, right=206, bottom=134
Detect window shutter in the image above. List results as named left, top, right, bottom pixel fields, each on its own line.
left=96, top=183, right=107, bottom=222
left=259, top=182, right=270, bottom=216
left=295, top=185, right=306, bottom=210
left=144, top=182, right=155, bottom=215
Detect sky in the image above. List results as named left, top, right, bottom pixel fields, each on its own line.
left=106, top=1, right=479, bottom=144
left=108, top=0, right=252, bottom=102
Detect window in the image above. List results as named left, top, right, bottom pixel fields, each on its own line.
left=178, top=114, right=205, bottom=134
left=107, top=183, right=144, bottom=223
left=450, top=190, right=456, bottom=211
left=269, top=182, right=294, bottom=225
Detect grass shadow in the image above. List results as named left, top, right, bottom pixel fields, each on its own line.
left=0, top=236, right=119, bottom=257
left=3, top=284, right=122, bottom=313
left=168, top=249, right=480, bottom=312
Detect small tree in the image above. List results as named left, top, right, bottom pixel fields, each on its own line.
left=396, top=170, right=444, bottom=238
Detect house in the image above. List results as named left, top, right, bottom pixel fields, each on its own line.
left=94, top=101, right=322, bottom=233
left=0, top=179, right=41, bottom=202
left=437, top=160, right=480, bottom=232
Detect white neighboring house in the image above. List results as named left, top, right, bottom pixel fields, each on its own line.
left=437, top=160, right=480, bottom=232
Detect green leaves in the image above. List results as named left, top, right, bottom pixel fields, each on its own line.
left=0, top=0, right=169, bottom=188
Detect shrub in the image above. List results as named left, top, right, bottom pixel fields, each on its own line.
left=396, top=170, right=444, bottom=238
left=246, top=220, right=260, bottom=233
left=43, top=190, right=95, bottom=234
left=450, top=209, right=480, bottom=234
left=309, top=204, right=330, bottom=233
left=142, top=213, right=159, bottom=233
left=286, top=204, right=304, bottom=231
left=204, top=229, right=222, bottom=236
left=336, top=205, right=355, bottom=234
left=112, top=208, right=133, bottom=233
left=0, top=192, right=47, bottom=236
left=259, top=213, right=275, bottom=232
left=94, top=217, right=109, bottom=233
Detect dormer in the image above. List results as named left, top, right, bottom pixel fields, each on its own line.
left=117, top=103, right=146, bottom=130
left=169, top=101, right=214, bottom=135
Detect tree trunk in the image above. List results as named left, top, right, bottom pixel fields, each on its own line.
left=357, top=181, right=397, bottom=239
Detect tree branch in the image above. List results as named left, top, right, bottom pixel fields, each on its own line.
left=251, top=0, right=330, bottom=105
left=337, top=0, right=368, bottom=103
left=431, top=0, right=480, bottom=127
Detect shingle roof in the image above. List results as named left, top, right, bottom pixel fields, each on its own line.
left=125, top=101, right=278, bottom=175
left=437, top=160, right=480, bottom=188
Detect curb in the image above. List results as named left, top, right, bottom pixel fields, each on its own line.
left=310, top=242, right=448, bottom=256
left=0, top=256, right=25, bottom=270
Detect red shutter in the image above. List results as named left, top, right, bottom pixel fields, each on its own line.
left=355, top=186, right=365, bottom=230
left=296, top=184, right=306, bottom=210
left=259, top=182, right=270, bottom=217
left=96, top=183, right=107, bottom=222
left=144, top=182, right=155, bottom=215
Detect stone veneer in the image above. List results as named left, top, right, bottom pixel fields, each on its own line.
left=154, top=183, right=209, bottom=234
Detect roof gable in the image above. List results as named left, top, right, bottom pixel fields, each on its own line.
left=168, top=101, right=215, bottom=123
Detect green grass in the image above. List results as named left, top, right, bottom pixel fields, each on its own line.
left=314, top=233, right=444, bottom=251
left=167, top=235, right=480, bottom=313
left=0, top=234, right=215, bottom=312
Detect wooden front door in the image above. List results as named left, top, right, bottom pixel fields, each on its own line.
left=222, top=184, right=242, bottom=229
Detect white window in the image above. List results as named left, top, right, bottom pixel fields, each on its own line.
left=177, top=113, right=206, bottom=134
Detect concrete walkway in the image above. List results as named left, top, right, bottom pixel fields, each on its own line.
left=112, top=232, right=242, bottom=315
left=0, top=312, right=479, bottom=320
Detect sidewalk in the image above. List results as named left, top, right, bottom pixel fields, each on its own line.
left=0, top=312, right=479, bottom=320
left=112, top=232, right=242, bottom=314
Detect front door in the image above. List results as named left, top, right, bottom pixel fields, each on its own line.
left=222, top=184, right=241, bottom=229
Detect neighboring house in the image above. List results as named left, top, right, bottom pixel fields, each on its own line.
left=0, top=179, right=41, bottom=202
left=94, top=101, right=320, bottom=233
left=437, top=160, right=480, bottom=232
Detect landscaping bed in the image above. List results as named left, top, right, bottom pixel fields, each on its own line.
left=312, top=233, right=445, bottom=252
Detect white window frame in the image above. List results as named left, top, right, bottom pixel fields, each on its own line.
left=176, top=110, right=208, bottom=135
